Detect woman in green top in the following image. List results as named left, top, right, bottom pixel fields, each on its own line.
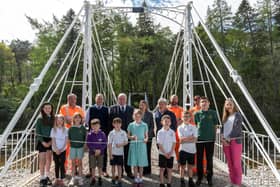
left=36, top=102, right=55, bottom=186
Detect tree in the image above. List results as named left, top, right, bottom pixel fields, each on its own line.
left=0, top=42, right=16, bottom=92
left=9, top=39, right=32, bottom=84
left=206, top=0, right=232, bottom=52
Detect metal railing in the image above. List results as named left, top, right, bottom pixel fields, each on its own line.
left=0, top=129, right=39, bottom=177
left=215, top=130, right=280, bottom=186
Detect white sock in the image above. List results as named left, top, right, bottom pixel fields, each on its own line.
left=45, top=171, right=49, bottom=178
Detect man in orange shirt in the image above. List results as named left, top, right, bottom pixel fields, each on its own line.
left=167, top=95, right=184, bottom=167
left=59, top=93, right=85, bottom=172
left=189, top=95, right=201, bottom=125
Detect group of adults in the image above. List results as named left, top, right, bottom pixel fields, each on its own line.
left=37, top=92, right=243, bottom=187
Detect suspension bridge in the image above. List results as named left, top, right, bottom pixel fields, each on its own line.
left=0, top=1, right=279, bottom=187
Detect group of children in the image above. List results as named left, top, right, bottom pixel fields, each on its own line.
left=37, top=105, right=198, bottom=187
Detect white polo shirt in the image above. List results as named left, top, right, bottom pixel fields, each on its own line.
left=50, top=127, right=68, bottom=152
left=108, top=129, right=128, bottom=156
left=178, top=123, right=198, bottom=154
left=157, top=128, right=176, bottom=157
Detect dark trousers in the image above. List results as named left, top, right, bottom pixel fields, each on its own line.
left=196, top=141, right=215, bottom=181
left=123, top=144, right=132, bottom=175
left=143, top=141, right=152, bottom=174
left=53, top=151, right=66, bottom=179
left=103, top=147, right=107, bottom=172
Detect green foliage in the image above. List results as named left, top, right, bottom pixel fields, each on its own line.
left=1, top=0, right=280, bottom=135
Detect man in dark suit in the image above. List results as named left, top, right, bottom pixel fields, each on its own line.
left=86, top=93, right=110, bottom=177
left=109, top=93, right=134, bottom=178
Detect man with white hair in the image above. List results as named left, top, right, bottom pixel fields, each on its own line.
left=154, top=98, right=177, bottom=134
left=109, top=93, right=134, bottom=178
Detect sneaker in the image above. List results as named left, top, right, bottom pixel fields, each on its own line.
left=78, top=177, right=84, bottom=185
left=39, top=179, right=46, bottom=187
left=117, top=181, right=122, bottom=187
left=46, top=177, right=52, bottom=185
left=196, top=179, right=202, bottom=186
left=68, top=177, right=75, bottom=186
left=189, top=178, right=195, bottom=187
left=86, top=173, right=92, bottom=178
left=90, top=178, right=96, bottom=186
left=98, top=177, right=102, bottom=186
left=180, top=178, right=185, bottom=185
left=159, top=184, right=165, bottom=187
left=208, top=179, right=213, bottom=186
left=167, top=184, right=171, bottom=187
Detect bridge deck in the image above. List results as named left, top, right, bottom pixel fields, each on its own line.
left=23, top=141, right=246, bottom=187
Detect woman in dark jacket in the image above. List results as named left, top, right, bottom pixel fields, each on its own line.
left=221, top=98, right=243, bottom=187
left=139, top=100, right=155, bottom=175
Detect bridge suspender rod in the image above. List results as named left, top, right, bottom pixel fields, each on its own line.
left=0, top=5, right=83, bottom=151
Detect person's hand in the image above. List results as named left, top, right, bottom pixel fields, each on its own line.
left=95, top=149, right=101, bottom=156
left=164, top=153, right=170, bottom=159
left=116, top=143, right=121, bottom=148
left=42, top=142, right=48, bottom=147
left=56, top=150, right=61, bottom=155
left=132, top=136, right=137, bottom=141
left=221, top=137, right=229, bottom=146
left=144, top=138, right=148, bottom=143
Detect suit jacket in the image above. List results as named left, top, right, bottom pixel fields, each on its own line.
left=86, top=104, right=110, bottom=135
left=109, top=105, right=134, bottom=132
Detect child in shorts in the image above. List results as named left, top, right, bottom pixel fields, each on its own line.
left=108, top=117, right=128, bottom=187
left=87, top=118, right=107, bottom=186
left=178, top=111, right=197, bottom=187
left=157, top=115, right=176, bottom=187
left=68, top=112, right=87, bottom=186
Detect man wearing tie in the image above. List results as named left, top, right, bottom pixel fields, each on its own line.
left=86, top=93, right=110, bottom=177
left=109, top=93, right=134, bottom=178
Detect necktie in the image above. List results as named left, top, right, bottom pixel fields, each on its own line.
left=121, top=106, right=124, bottom=112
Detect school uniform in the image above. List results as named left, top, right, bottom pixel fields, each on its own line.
left=50, top=127, right=68, bottom=179
left=68, top=125, right=87, bottom=159
left=108, top=129, right=128, bottom=166
left=86, top=129, right=107, bottom=169
left=127, top=122, right=148, bottom=167
left=177, top=123, right=198, bottom=165
left=156, top=128, right=176, bottom=169
left=195, top=109, right=219, bottom=182
left=109, top=104, right=134, bottom=176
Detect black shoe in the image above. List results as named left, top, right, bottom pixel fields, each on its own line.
left=98, top=177, right=102, bottom=186
left=159, top=184, right=165, bottom=187
left=90, top=178, right=96, bottom=186
left=86, top=173, right=92, bottom=178
left=46, top=177, right=52, bottom=185
left=117, top=181, right=122, bottom=187
left=167, top=183, right=171, bottom=187
left=189, top=178, right=195, bottom=187
left=196, top=179, right=202, bottom=186
left=207, top=179, right=213, bottom=186
left=39, top=179, right=46, bottom=187
left=103, top=172, right=110, bottom=178
left=180, top=178, right=185, bottom=185
left=127, top=174, right=134, bottom=179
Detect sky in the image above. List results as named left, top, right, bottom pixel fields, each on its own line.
left=0, top=0, right=257, bottom=43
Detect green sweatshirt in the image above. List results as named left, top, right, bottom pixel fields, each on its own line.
left=36, top=117, right=53, bottom=142
left=68, top=125, right=87, bottom=148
